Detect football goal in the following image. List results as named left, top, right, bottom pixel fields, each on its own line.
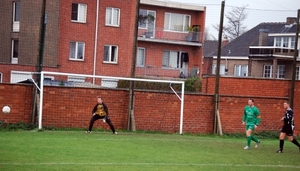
left=38, top=71, right=185, bottom=134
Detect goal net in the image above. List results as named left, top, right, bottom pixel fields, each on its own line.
left=38, top=71, right=185, bottom=134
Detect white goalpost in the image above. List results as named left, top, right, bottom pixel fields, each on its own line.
left=38, top=71, right=185, bottom=134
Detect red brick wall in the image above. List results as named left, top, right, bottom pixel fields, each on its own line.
left=1, top=76, right=299, bottom=135
left=0, top=83, right=33, bottom=124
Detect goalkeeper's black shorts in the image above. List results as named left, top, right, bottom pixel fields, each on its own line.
left=281, top=125, right=294, bottom=136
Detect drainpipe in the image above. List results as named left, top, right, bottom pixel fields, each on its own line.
left=92, top=0, right=100, bottom=84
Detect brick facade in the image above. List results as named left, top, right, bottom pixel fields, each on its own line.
left=1, top=77, right=299, bottom=135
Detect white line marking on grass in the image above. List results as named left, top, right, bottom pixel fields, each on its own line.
left=0, top=163, right=299, bottom=168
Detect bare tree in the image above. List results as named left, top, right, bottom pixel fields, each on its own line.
left=213, top=5, right=248, bottom=40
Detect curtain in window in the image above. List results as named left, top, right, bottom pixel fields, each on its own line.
left=70, top=42, right=76, bottom=59
left=169, top=51, right=177, bottom=68
left=106, top=8, right=112, bottom=25
left=112, top=9, right=119, bottom=25
left=137, top=48, right=145, bottom=66
left=78, top=4, right=86, bottom=22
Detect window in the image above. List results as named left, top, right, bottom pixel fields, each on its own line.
left=234, top=65, right=248, bottom=76
left=105, top=7, right=120, bottom=26
left=275, top=37, right=281, bottom=47
left=136, top=47, right=145, bottom=67
left=13, top=1, right=20, bottom=32
left=138, top=9, right=156, bottom=28
left=263, top=65, right=272, bottom=78
left=0, top=73, right=2, bottom=83
left=69, top=42, right=85, bottom=60
left=162, top=51, right=179, bottom=68
left=296, top=66, right=300, bottom=80
left=68, top=76, right=85, bottom=82
left=11, top=39, right=19, bottom=64
left=263, top=65, right=285, bottom=78
left=164, top=13, right=190, bottom=32
left=291, top=37, right=295, bottom=49
left=283, top=37, right=288, bottom=47
left=10, top=71, right=32, bottom=83
left=104, top=45, right=118, bottom=63
left=71, top=3, right=87, bottom=23
left=277, top=65, right=285, bottom=78
left=212, top=64, right=225, bottom=75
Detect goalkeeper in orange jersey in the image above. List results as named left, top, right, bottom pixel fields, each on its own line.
left=85, top=97, right=117, bottom=134
left=242, top=99, right=261, bottom=150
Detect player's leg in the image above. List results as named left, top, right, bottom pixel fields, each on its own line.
left=244, top=126, right=253, bottom=149
left=287, top=127, right=300, bottom=150
left=105, top=117, right=117, bottom=134
left=277, top=132, right=286, bottom=153
left=251, top=126, right=260, bottom=148
left=86, top=114, right=101, bottom=133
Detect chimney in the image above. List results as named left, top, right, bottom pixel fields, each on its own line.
left=286, top=17, right=297, bottom=25
left=258, top=29, right=269, bottom=46
left=222, top=36, right=229, bottom=46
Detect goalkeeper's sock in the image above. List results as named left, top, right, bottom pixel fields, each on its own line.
left=251, top=135, right=259, bottom=143
left=279, top=139, right=284, bottom=151
left=247, top=136, right=251, bottom=147
left=291, top=139, right=300, bottom=147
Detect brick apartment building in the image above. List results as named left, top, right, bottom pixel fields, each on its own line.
left=0, top=0, right=205, bottom=83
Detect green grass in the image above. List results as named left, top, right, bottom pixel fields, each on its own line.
left=0, top=131, right=299, bottom=171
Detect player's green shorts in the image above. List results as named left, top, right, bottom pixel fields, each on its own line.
left=245, top=125, right=255, bottom=131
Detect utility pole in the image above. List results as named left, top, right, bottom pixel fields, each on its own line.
left=214, top=1, right=225, bottom=135
left=127, top=0, right=140, bottom=131
left=289, top=9, right=300, bottom=109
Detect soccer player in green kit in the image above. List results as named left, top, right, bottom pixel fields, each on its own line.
left=242, top=99, right=261, bottom=150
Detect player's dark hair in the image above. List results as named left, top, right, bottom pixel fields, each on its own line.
left=249, top=98, right=254, bottom=102
left=284, top=101, right=290, bottom=105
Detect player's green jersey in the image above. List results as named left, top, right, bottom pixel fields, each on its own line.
left=242, top=105, right=261, bottom=125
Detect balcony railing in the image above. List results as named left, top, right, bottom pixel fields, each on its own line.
left=137, top=27, right=202, bottom=46
left=249, top=46, right=298, bottom=58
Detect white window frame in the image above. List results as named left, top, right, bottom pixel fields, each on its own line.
left=164, top=12, right=191, bottom=32
left=234, top=65, right=248, bottom=77
left=104, top=45, right=118, bottom=63
left=11, top=39, right=19, bottom=64
left=105, top=7, right=120, bottom=27
left=10, top=71, right=32, bottom=83
left=263, top=65, right=272, bottom=78
left=162, top=51, right=180, bottom=69
left=136, top=47, right=145, bottom=67
left=138, top=9, right=156, bottom=29
left=212, top=64, right=225, bottom=75
left=71, top=3, right=87, bottom=23
left=290, top=37, right=295, bottom=49
left=69, top=41, right=85, bottom=61
left=274, top=37, right=281, bottom=47
left=276, top=65, right=285, bottom=78
left=13, top=1, right=20, bottom=32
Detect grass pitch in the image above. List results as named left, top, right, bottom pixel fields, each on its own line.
left=0, top=131, right=299, bottom=171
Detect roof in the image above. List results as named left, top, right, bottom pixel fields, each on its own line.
left=203, top=40, right=218, bottom=57
left=209, top=22, right=299, bottom=57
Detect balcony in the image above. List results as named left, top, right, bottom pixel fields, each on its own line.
left=137, top=27, right=202, bottom=47
left=249, top=46, right=298, bottom=59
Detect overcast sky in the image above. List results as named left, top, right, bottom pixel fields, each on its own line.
left=161, top=0, right=300, bottom=39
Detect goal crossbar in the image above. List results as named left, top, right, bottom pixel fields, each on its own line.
left=38, top=71, right=185, bottom=134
